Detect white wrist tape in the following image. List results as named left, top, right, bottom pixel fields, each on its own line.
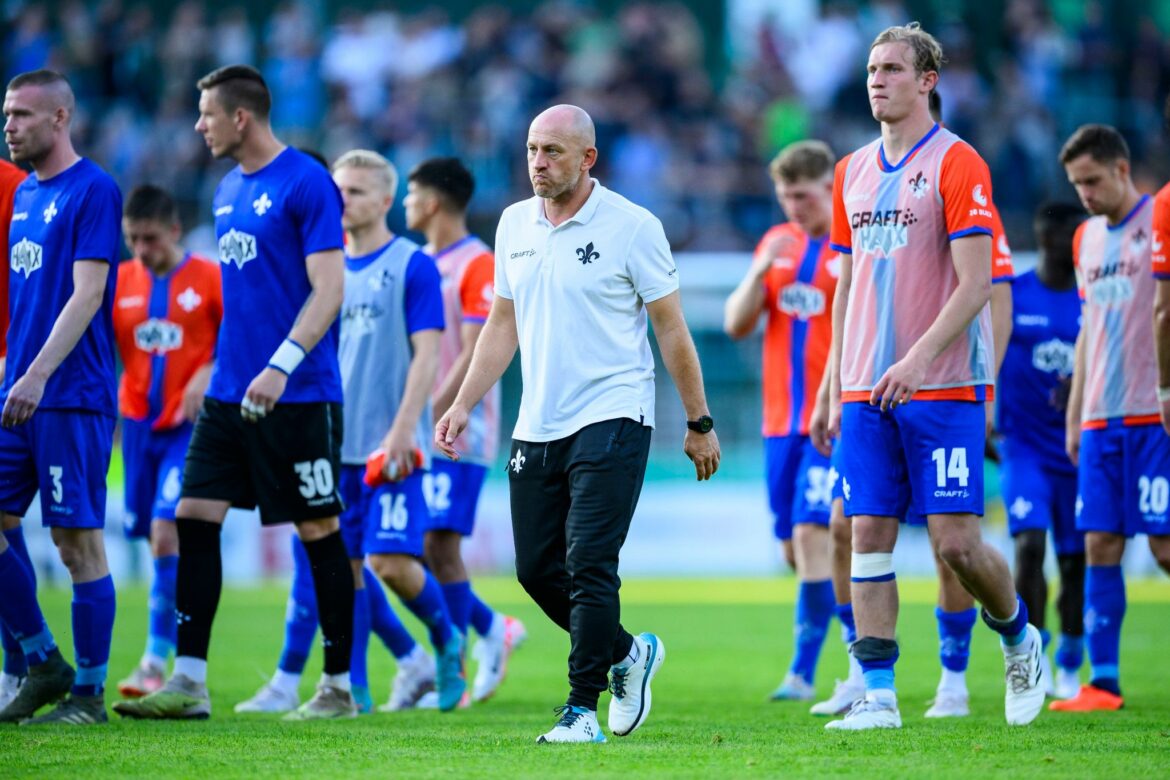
left=852, top=552, right=895, bottom=581
left=1159, top=387, right=1170, bottom=403
left=268, top=339, right=307, bottom=376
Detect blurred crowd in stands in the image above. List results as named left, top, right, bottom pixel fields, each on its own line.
left=5, top=0, right=1170, bottom=252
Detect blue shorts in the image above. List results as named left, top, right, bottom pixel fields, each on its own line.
left=425, top=458, right=488, bottom=536
left=1000, top=446, right=1082, bottom=555
left=1077, top=422, right=1170, bottom=538
left=338, top=465, right=430, bottom=558
left=840, top=400, right=985, bottom=519
left=0, top=409, right=115, bottom=529
left=764, top=435, right=832, bottom=541
left=121, top=419, right=192, bottom=539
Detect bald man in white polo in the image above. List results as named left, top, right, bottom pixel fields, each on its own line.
left=436, top=105, right=720, bottom=743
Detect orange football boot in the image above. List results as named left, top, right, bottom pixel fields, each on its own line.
left=1048, top=684, right=1124, bottom=712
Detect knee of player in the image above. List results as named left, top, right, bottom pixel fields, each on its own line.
left=1084, top=532, right=1125, bottom=565
left=151, top=522, right=180, bottom=558
left=369, top=554, right=413, bottom=586
left=830, top=513, right=852, bottom=548
left=1150, top=539, right=1170, bottom=574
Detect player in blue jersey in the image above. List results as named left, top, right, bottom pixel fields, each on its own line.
left=115, top=65, right=356, bottom=721
left=0, top=70, right=122, bottom=725
left=998, top=202, right=1087, bottom=700
left=236, top=149, right=466, bottom=715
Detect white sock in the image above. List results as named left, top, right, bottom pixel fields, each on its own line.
left=0, top=671, right=21, bottom=684
left=617, top=636, right=641, bottom=669
left=938, top=668, right=967, bottom=694
left=174, top=656, right=207, bottom=684
left=847, top=651, right=864, bottom=685
left=321, top=672, right=351, bottom=692
left=401, top=643, right=430, bottom=667
left=143, top=652, right=167, bottom=670
left=868, top=688, right=897, bottom=706
left=272, top=669, right=301, bottom=696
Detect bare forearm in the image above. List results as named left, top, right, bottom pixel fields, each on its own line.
left=453, top=319, right=516, bottom=411
left=829, top=267, right=850, bottom=399
left=1067, top=329, right=1087, bottom=429
left=288, top=287, right=341, bottom=353
left=990, top=283, right=1012, bottom=375
left=434, top=342, right=476, bottom=420
left=392, top=350, right=440, bottom=437
left=658, top=323, right=710, bottom=418
left=1156, top=281, right=1170, bottom=387
left=908, top=277, right=991, bottom=365
left=27, top=285, right=103, bottom=381
left=723, top=273, right=766, bottom=339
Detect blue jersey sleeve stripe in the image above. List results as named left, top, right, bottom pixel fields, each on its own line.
left=1154, top=272, right=1170, bottom=279
left=992, top=275, right=1013, bottom=284
left=829, top=242, right=852, bottom=254
left=948, top=227, right=993, bottom=241
left=462, top=315, right=488, bottom=324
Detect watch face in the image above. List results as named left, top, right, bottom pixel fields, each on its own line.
left=693, top=415, right=713, bottom=433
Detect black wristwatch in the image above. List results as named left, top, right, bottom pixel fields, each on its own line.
left=687, top=415, right=714, bottom=434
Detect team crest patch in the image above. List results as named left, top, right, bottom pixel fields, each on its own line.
left=907, top=171, right=928, bottom=199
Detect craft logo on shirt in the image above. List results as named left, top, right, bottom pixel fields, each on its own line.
left=176, top=286, right=202, bottom=313
left=575, top=242, right=600, bottom=265
left=10, top=238, right=43, bottom=277
left=218, top=228, right=258, bottom=270
left=778, top=282, right=826, bottom=320
left=43, top=200, right=58, bottom=223
left=134, top=318, right=183, bottom=354
left=1031, top=338, right=1074, bottom=376
left=510, top=248, right=535, bottom=260
left=1086, top=259, right=1140, bottom=308
left=851, top=209, right=915, bottom=257
left=118, top=294, right=146, bottom=309
left=907, top=171, right=928, bottom=199
left=340, top=302, right=384, bottom=338
left=253, top=192, right=273, bottom=216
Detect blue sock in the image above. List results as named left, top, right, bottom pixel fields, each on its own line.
left=836, top=603, right=857, bottom=644
left=350, top=585, right=370, bottom=690
left=1055, top=633, right=1084, bottom=672
left=0, top=545, right=55, bottom=667
left=469, top=590, right=495, bottom=637
left=1039, top=628, right=1051, bottom=651
left=71, top=575, right=116, bottom=697
left=981, top=595, right=1030, bottom=647
left=278, top=536, right=318, bottom=675
left=856, top=639, right=899, bottom=695
left=147, top=554, right=178, bottom=661
left=1, top=528, right=35, bottom=675
left=936, top=607, right=978, bottom=672
left=1085, top=565, right=1125, bottom=694
left=364, top=568, right=416, bottom=659
left=403, top=572, right=454, bottom=650
left=789, top=579, right=834, bottom=684
left=441, top=581, right=473, bottom=635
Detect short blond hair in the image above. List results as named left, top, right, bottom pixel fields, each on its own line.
left=871, top=22, right=945, bottom=76
left=332, top=149, right=398, bottom=195
left=769, top=140, right=835, bottom=184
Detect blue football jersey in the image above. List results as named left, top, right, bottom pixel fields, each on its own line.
left=208, top=147, right=344, bottom=404
left=997, top=269, right=1081, bottom=470
left=4, top=158, right=121, bottom=416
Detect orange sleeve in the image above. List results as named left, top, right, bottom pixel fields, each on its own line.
left=459, top=251, right=495, bottom=322
left=990, top=207, right=1014, bottom=281
left=829, top=154, right=852, bottom=253
left=1153, top=186, right=1170, bottom=279
left=939, top=143, right=995, bottom=240
left=1072, top=221, right=1087, bottom=300
left=0, top=165, right=27, bottom=357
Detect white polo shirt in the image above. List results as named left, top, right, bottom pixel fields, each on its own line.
left=494, top=179, right=679, bottom=442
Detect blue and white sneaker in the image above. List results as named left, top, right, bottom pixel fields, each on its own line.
left=436, top=634, right=467, bottom=713
left=537, top=705, right=606, bottom=744
left=608, top=632, right=665, bottom=737
left=770, top=673, right=816, bottom=701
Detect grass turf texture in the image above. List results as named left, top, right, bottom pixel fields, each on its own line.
left=3, top=577, right=1167, bottom=778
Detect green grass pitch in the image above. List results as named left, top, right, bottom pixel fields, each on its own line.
left=3, top=577, right=1168, bottom=778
